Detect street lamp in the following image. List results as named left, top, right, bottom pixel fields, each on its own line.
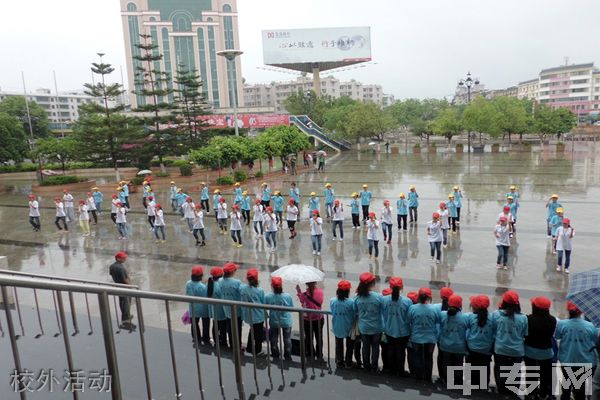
left=458, top=72, right=479, bottom=152
left=217, top=49, right=243, bottom=136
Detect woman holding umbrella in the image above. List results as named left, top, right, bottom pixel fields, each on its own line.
left=297, top=281, right=325, bottom=362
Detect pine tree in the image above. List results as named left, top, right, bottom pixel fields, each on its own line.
left=173, top=64, right=210, bottom=149
left=73, top=53, right=146, bottom=181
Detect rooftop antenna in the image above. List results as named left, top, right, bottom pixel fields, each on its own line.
left=564, top=56, right=569, bottom=66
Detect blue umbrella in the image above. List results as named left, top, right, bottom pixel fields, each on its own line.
left=566, top=268, right=600, bottom=326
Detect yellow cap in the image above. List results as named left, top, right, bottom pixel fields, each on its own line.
left=116, top=186, right=122, bottom=191
left=170, top=181, right=175, bottom=184
left=556, top=207, right=564, bottom=213
left=213, top=189, right=220, bottom=193
left=352, top=192, right=358, bottom=197
left=507, top=196, right=514, bottom=200
left=551, top=194, right=559, bottom=199
left=362, top=184, right=368, bottom=188
left=510, top=185, right=516, bottom=190
left=448, top=194, right=454, bottom=198
left=91, top=187, right=99, bottom=190
left=274, top=191, right=281, bottom=195
left=143, top=181, right=148, bottom=185
left=177, top=188, right=183, bottom=192
left=399, top=193, right=405, bottom=198
left=242, top=191, right=248, bottom=195
left=235, top=182, right=241, bottom=186
left=325, top=183, right=332, bottom=188
left=453, top=186, right=459, bottom=190
left=200, top=182, right=206, bottom=185
left=262, top=182, right=268, bottom=186
left=410, top=185, right=416, bottom=190
left=310, top=192, right=316, bottom=196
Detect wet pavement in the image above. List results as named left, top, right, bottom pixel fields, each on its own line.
left=1, top=142, right=598, bottom=328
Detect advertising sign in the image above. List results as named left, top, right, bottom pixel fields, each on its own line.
left=198, top=114, right=290, bottom=129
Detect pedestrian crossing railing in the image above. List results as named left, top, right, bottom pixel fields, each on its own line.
left=290, top=115, right=352, bottom=151
left=0, top=272, right=332, bottom=400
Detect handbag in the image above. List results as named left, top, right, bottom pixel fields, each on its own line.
left=349, top=320, right=360, bottom=340
left=181, top=310, right=191, bottom=325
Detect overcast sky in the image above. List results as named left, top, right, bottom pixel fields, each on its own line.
left=1, top=0, right=599, bottom=99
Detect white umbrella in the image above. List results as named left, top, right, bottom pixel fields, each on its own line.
left=137, top=169, right=152, bottom=176
left=368, top=141, right=376, bottom=146
left=316, top=150, right=327, bottom=156
left=271, top=264, right=324, bottom=284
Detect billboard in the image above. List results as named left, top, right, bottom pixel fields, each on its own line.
left=262, top=27, right=371, bottom=65
left=198, top=114, right=290, bottom=129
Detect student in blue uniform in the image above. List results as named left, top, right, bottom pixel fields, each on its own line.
left=260, top=182, right=271, bottom=208
left=199, top=182, right=210, bottom=213
left=545, top=194, right=562, bottom=237
left=170, top=181, right=179, bottom=212
left=240, top=268, right=265, bottom=355
left=185, top=265, right=210, bottom=346
left=466, top=295, right=494, bottom=390
left=324, top=183, right=335, bottom=220
left=359, top=184, right=373, bottom=222
left=438, top=295, right=468, bottom=385
left=92, top=187, right=104, bottom=213
left=505, top=196, right=518, bottom=236
left=446, top=194, right=458, bottom=233
left=234, top=182, right=243, bottom=206
left=265, top=277, right=293, bottom=360
left=396, top=193, right=408, bottom=231
left=272, top=191, right=285, bottom=226
left=289, top=182, right=301, bottom=217
left=452, top=186, right=463, bottom=224
left=354, top=272, right=384, bottom=371
left=350, top=192, right=361, bottom=228
left=207, top=267, right=228, bottom=347
left=330, top=280, right=356, bottom=368
left=240, top=191, right=251, bottom=225
left=408, top=185, right=419, bottom=224
left=382, top=277, right=412, bottom=376
left=212, top=189, right=222, bottom=222
left=220, top=262, right=242, bottom=350
left=408, top=287, right=440, bottom=382
left=308, top=192, right=320, bottom=214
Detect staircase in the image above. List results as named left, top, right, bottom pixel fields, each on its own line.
left=290, top=115, right=352, bottom=152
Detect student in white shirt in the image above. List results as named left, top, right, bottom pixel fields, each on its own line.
left=252, top=199, right=264, bottom=238
left=110, top=194, right=119, bottom=224
left=115, top=202, right=128, bottom=239
left=427, top=212, right=443, bottom=264
left=310, top=210, right=324, bottom=255
left=264, top=206, right=278, bottom=252
left=153, top=204, right=166, bottom=242
left=86, top=192, right=98, bottom=224
left=146, top=195, right=156, bottom=229
left=286, top=199, right=299, bottom=239
left=54, top=197, right=68, bottom=231
left=331, top=199, right=344, bottom=241
left=216, top=198, right=228, bottom=235
left=438, top=202, right=450, bottom=247
left=497, top=206, right=514, bottom=238
left=63, top=189, right=75, bottom=222
left=192, top=204, right=206, bottom=246
left=366, top=212, right=380, bottom=259
left=78, top=200, right=91, bottom=237
left=494, top=216, right=511, bottom=270
left=555, top=218, right=574, bottom=274
left=381, top=200, right=393, bottom=244
left=230, top=205, right=243, bottom=248
left=183, top=197, right=196, bottom=231
left=28, top=194, right=41, bottom=231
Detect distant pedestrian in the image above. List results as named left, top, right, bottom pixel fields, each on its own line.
left=438, top=202, right=449, bottom=247
left=252, top=200, right=264, bottom=238
left=286, top=199, right=299, bottom=239
left=366, top=212, right=380, bottom=259
left=381, top=200, right=393, bottom=244
left=92, top=187, right=104, bottom=213
left=146, top=196, right=156, bottom=229
left=359, top=185, right=372, bottom=222
left=78, top=200, right=91, bottom=237
left=408, top=186, right=419, bottom=224
left=240, top=191, right=251, bottom=225
left=230, top=205, right=243, bottom=248
left=324, top=183, right=335, bottom=219
left=555, top=218, right=574, bottom=274
left=317, top=153, right=325, bottom=172
left=427, top=212, right=442, bottom=264
left=110, top=194, right=119, bottom=224
left=109, top=251, right=136, bottom=330
left=86, top=192, right=98, bottom=224
left=192, top=204, right=206, bottom=246
left=63, top=189, right=75, bottom=222
left=216, top=198, right=228, bottom=235
left=264, top=206, right=278, bottom=252
left=261, top=182, right=271, bottom=207
left=545, top=194, right=562, bottom=237
left=54, top=197, right=68, bottom=231
left=170, top=181, right=179, bottom=212
left=396, top=193, right=408, bottom=231
left=115, top=202, right=128, bottom=240
left=183, top=197, right=196, bottom=231
left=310, top=210, right=324, bottom=256
left=28, top=194, right=41, bottom=232
left=153, top=204, right=166, bottom=243
left=199, top=182, right=209, bottom=213
left=331, top=199, right=344, bottom=241
left=350, top=192, right=361, bottom=228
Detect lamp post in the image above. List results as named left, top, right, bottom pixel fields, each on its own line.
left=458, top=72, right=479, bottom=152
left=217, top=50, right=243, bottom=136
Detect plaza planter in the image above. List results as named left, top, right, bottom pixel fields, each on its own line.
left=32, top=179, right=97, bottom=194
left=412, top=146, right=421, bottom=154
left=428, top=146, right=437, bottom=154
left=556, top=143, right=565, bottom=152
left=455, top=144, right=464, bottom=153
left=473, top=144, right=485, bottom=153
left=491, top=144, right=500, bottom=153
left=391, top=146, right=399, bottom=154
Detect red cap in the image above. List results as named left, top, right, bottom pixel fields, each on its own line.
left=567, top=301, right=580, bottom=312
left=439, top=202, right=446, bottom=209
left=389, top=277, right=404, bottom=289
left=334, top=199, right=340, bottom=204
left=382, top=288, right=392, bottom=296
left=383, top=199, right=390, bottom=205
left=112, top=194, right=118, bottom=199
left=531, top=296, right=551, bottom=310
left=87, top=192, right=92, bottom=196
left=337, top=280, right=351, bottom=291
left=407, top=292, right=418, bottom=303
left=246, top=268, right=258, bottom=280
left=368, top=212, right=376, bottom=218
left=271, top=276, right=283, bottom=287
left=115, top=251, right=127, bottom=260
left=448, top=295, right=463, bottom=309
left=266, top=206, right=273, bottom=212
left=79, top=200, right=85, bottom=205
left=63, top=189, right=68, bottom=192
left=195, top=204, right=202, bottom=209
left=432, top=212, right=440, bottom=219
left=54, top=197, right=61, bottom=201
left=186, top=197, right=192, bottom=202
left=359, top=272, right=376, bottom=284
left=223, top=262, right=239, bottom=274
left=499, top=216, right=507, bottom=222
left=501, top=290, right=520, bottom=306
left=563, top=218, right=570, bottom=225
left=503, top=206, right=510, bottom=212
left=418, top=287, right=432, bottom=298
left=115, top=202, right=122, bottom=206
left=289, top=199, right=295, bottom=205
left=210, top=267, right=224, bottom=278
left=191, top=265, right=204, bottom=276
left=255, top=199, right=261, bottom=204
left=219, top=197, right=226, bottom=203
left=440, top=287, right=454, bottom=299
left=470, top=295, right=490, bottom=310
left=148, top=196, right=154, bottom=200
left=232, top=204, right=239, bottom=209
left=155, top=204, right=161, bottom=209
left=312, top=209, right=319, bottom=215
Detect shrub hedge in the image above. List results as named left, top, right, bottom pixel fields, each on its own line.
left=39, top=175, right=87, bottom=186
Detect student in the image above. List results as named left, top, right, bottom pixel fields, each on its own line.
left=506, top=185, right=520, bottom=210
left=310, top=210, right=324, bottom=256
left=427, top=213, right=443, bottom=264
left=185, top=266, right=210, bottom=346
left=330, top=280, right=356, bottom=368
left=153, top=204, right=166, bottom=243
left=490, top=290, right=528, bottom=395
left=465, top=295, right=494, bottom=390
left=233, top=182, right=243, bottom=206
left=452, top=186, right=463, bottom=224
left=207, top=267, right=227, bottom=347
left=289, top=182, right=300, bottom=215
left=446, top=194, right=458, bottom=233
left=230, top=204, right=243, bottom=248
left=63, top=189, right=75, bottom=222
left=494, top=216, right=511, bottom=270
left=381, top=200, right=393, bottom=244
left=524, top=297, right=556, bottom=400
left=350, top=192, right=361, bottom=228
left=555, top=218, right=575, bottom=273
left=146, top=195, right=156, bottom=229
left=396, top=193, right=408, bottom=232
left=54, top=197, right=69, bottom=232
left=240, top=268, right=266, bottom=355
left=296, top=281, right=325, bottom=361
left=359, top=184, right=372, bottom=222
left=324, top=183, right=335, bottom=219
left=176, top=188, right=188, bottom=217
left=92, top=187, right=104, bottom=213
left=408, top=287, right=439, bottom=382
left=170, top=181, right=179, bottom=212
left=260, top=182, right=271, bottom=207
left=28, top=194, right=41, bottom=232
left=438, top=202, right=449, bottom=247
left=286, top=199, right=299, bottom=239
left=545, top=194, right=562, bottom=237
left=121, top=180, right=130, bottom=208
left=212, top=189, right=222, bottom=220
left=142, top=180, right=151, bottom=208
left=240, top=191, right=251, bottom=225
left=331, top=199, right=344, bottom=241
left=308, top=192, right=320, bottom=214
left=183, top=197, right=196, bottom=231
left=505, top=196, right=518, bottom=236
left=382, top=277, right=412, bottom=376
left=354, top=272, right=384, bottom=371
left=78, top=199, right=91, bottom=237
left=220, top=262, right=242, bottom=350
left=366, top=212, right=380, bottom=259
left=407, top=186, right=419, bottom=224
left=216, top=198, right=228, bottom=235
left=117, top=186, right=127, bottom=210
left=115, top=201, right=128, bottom=239
left=192, top=204, right=206, bottom=246
left=433, top=287, right=454, bottom=313
left=272, top=191, right=284, bottom=226
left=265, top=277, right=293, bottom=360
left=264, top=206, right=278, bottom=252
left=199, top=182, right=209, bottom=213
left=549, top=207, right=564, bottom=254
left=497, top=206, right=514, bottom=227
left=252, top=199, right=264, bottom=238
left=555, top=301, right=599, bottom=400
left=438, top=295, right=468, bottom=385
left=110, top=194, right=119, bottom=224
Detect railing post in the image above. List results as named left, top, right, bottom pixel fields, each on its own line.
left=298, top=311, right=306, bottom=372
left=231, top=306, right=245, bottom=400
left=56, top=291, right=79, bottom=400
left=164, top=300, right=182, bottom=399
left=1, top=285, right=26, bottom=400
left=98, top=292, right=122, bottom=400
left=134, top=297, right=153, bottom=400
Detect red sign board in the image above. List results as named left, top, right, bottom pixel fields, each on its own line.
left=198, top=114, right=290, bottom=129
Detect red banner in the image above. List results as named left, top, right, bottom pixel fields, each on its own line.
left=198, top=114, right=290, bottom=129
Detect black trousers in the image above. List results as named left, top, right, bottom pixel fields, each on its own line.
left=242, top=209, right=250, bottom=224
left=409, top=207, right=418, bottom=222
left=118, top=296, right=132, bottom=323
left=412, top=342, right=435, bottom=382
left=494, top=354, right=523, bottom=395
left=246, top=321, right=264, bottom=354
left=352, top=213, right=360, bottom=227
left=466, top=350, right=491, bottom=389
left=191, top=316, right=211, bottom=344
left=261, top=200, right=270, bottom=208
left=397, top=214, right=407, bottom=230
left=55, top=216, right=68, bottom=230
left=450, top=217, right=458, bottom=232
left=456, top=207, right=461, bottom=222
left=335, top=337, right=356, bottom=366
left=362, top=205, right=369, bottom=221
left=147, top=215, right=155, bottom=228
left=89, top=210, right=98, bottom=224
left=213, top=319, right=228, bottom=347
left=560, top=365, right=596, bottom=400
left=226, top=317, right=243, bottom=350
left=29, top=216, right=41, bottom=230
left=439, top=350, right=465, bottom=384
left=387, top=336, right=409, bottom=374
left=524, top=356, right=553, bottom=398
left=110, top=213, right=117, bottom=224
left=303, top=319, right=324, bottom=359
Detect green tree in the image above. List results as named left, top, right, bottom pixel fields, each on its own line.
left=323, top=104, right=355, bottom=137
left=32, top=137, right=77, bottom=173
left=432, top=107, right=462, bottom=143
left=492, top=97, right=532, bottom=143
left=257, top=125, right=310, bottom=157
left=0, top=97, right=49, bottom=138
left=386, top=98, right=423, bottom=128
left=132, top=34, right=178, bottom=168
left=73, top=54, right=146, bottom=180
left=283, top=90, right=331, bottom=126
left=173, top=64, right=210, bottom=148
left=553, top=107, right=577, bottom=139
left=462, top=96, right=501, bottom=140
left=0, top=113, right=28, bottom=163
left=387, top=98, right=448, bottom=143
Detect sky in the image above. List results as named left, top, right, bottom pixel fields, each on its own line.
left=1, top=0, right=599, bottom=99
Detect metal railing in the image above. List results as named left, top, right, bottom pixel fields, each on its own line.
left=0, top=273, right=333, bottom=400
left=290, top=115, right=352, bottom=151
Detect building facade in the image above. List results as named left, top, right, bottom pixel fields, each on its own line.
left=120, top=0, right=243, bottom=110
left=517, top=78, right=539, bottom=100
left=243, top=76, right=391, bottom=113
